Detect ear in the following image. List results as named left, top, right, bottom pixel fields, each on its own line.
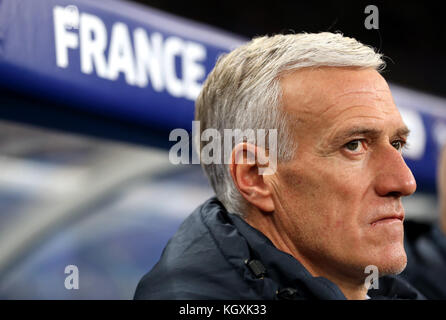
left=229, top=142, right=275, bottom=213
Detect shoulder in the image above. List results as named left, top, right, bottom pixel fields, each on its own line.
left=134, top=198, right=264, bottom=300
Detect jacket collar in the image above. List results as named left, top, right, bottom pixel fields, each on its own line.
left=226, top=209, right=347, bottom=299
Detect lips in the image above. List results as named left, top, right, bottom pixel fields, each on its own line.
left=370, top=212, right=404, bottom=226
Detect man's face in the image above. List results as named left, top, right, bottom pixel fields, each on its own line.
left=271, top=67, right=416, bottom=280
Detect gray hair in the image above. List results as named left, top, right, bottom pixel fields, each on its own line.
left=195, top=32, right=385, bottom=216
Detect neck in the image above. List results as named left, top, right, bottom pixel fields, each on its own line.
left=300, top=259, right=369, bottom=300
left=245, top=210, right=369, bottom=300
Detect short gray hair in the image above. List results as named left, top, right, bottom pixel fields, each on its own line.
left=195, top=32, right=385, bottom=215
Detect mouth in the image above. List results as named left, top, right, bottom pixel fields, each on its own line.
left=370, top=213, right=404, bottom=227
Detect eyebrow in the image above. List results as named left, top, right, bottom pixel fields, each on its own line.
left=331, top=126, right=410, bottom=146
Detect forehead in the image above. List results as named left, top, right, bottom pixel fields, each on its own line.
left=280, top=67, right=403, bottom=134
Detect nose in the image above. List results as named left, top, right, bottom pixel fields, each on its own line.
left=374, top=146, right=417, bottom=198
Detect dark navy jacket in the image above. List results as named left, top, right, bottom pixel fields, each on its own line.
left=401, top=220, right=446, bottom=299
left=134, top=197, right=428, bottom=300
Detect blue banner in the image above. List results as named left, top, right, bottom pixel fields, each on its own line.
left=0, top=0, right=245, bottom=131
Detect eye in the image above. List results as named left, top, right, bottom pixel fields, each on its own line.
left=344, top=139, right=365, bottom=153
left=391, top=140, right=405, bottom=152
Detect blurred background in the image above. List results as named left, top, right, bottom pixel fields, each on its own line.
left=0, top=0, right=445, bottom=299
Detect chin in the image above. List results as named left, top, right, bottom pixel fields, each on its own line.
left=375, top=244, right=407, bottom=276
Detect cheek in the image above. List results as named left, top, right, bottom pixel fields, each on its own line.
left=290, top=165, right=365, bottom=213
left=279, top=162, right=370, bottom=241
